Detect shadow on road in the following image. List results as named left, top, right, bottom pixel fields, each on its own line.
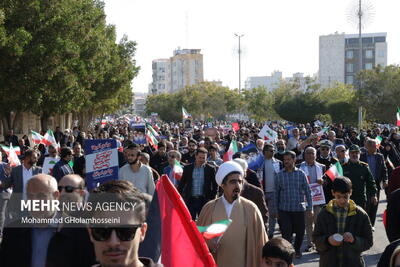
left=293, top=251, right=320, bottom=265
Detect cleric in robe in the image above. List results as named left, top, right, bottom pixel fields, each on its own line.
left=197, top=161, right=267, bottom=267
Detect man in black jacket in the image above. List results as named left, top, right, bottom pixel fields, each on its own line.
left=360, top=137, right=388, bottom=227
left=178, top=148, right=217, bottom=220
left=149, top=142, right=168, bottom=175
left=386, top=188, right=400, bottom=243
left=0, top=174, right=60, bottom=267
left=181, top=139, right=197, bottom=165
left=46, top=174, right=96, bottom=267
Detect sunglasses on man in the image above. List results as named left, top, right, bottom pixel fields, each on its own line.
left=90, top=224, right=143, bottom=242
left=58, top=185, right=82, bottom=193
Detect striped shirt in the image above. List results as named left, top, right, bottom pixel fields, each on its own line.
left=191, top=165, right=205, bottom=196
left=274, top=168, right=312, bottom=212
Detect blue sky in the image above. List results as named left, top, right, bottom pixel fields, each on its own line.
left=103, top=0, right=400, bottom=92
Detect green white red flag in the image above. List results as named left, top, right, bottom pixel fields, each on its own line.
left=182, top=107, right=191, bottom=119
left=146, top=123, right=159, bottom=137
left=42, top=130, right=57, bottom=146
left=223, top=140, right=238, bottom=162
left=146, top=130, right=158, bottom=150
left=325, top=161, right=343, bottom=181
left=31, top=130, right=44, bottom=145
left=397, top=107, right=400, bottom=126
left=1, top=145, right=21, bottom=167
left=197, top=219, right=232, bottom=239
left=375, top=136, right=383, bottom=148
left=172, top=159, right=183, bottom=181
left=1, top=145, right=21, bottom=156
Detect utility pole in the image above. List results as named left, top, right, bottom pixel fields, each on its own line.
left=234, top=33, right=244, bottom=93
left=357, top=0, right=363, bottom=130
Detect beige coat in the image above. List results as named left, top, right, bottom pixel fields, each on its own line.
left=197, top=196, right=267, bottom=267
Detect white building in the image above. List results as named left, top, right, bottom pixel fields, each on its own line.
left=149, top=59, right=171, bottom=95
left=319, top=32, right=387, bottom=88
left=245, top=71, right=314, bottom=91
left=244, top=71, right=282, bottom=91
left=149, top=49, right=204, bottom=94
left=133, top=92, right=147, bottom=116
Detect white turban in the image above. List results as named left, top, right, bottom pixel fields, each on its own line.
left=233, top=158, right=248, bottom=172
left=215, top=161, right=244, bottom=186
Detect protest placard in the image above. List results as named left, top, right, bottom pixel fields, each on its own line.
left=85, top=139, right=119, bottom=190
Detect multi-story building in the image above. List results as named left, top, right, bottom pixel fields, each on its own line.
left=149, top=59, right=171, bottom=95
left=244, top=71, right=283, bottom=91
left=149, top=48, right=203, bottom=94
left=133, top=92, right=147, bottom=116
left=319, top=32, right=387, bottom=88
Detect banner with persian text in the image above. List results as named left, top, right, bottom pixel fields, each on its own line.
left=85, top=139, right=119, bottom=190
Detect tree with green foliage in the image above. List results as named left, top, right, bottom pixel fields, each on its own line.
left=243, top=86, right=278, bottom=122
left=146, top=82, right=243, bottom=122
left=357, top=65, right=400, bottom=124
left=0, top=0, right=138, bottom=132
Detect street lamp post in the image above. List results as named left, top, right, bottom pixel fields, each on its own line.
left=357, top=0, right=363, bottom=130
left=234, top=33, right=244, bottom=93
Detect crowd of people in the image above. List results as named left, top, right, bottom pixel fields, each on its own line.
left=0, top=119, right=400, bottom=267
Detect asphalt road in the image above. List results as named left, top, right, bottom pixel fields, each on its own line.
left=276, top=192, right=390, bottom=266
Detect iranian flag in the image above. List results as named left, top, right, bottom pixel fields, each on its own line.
left=1, top=145, right=21, bottom=167
left=375, top=136, right=383, bottom=148
left=197, top=219, right=232, bottom=239
left=397, top=107, right=400, bottom=126
left=146, top=131, right=158, bottom=150
left=1, top=145, right=21, bottom=156
left=172, top=160, right=183, bottom=181
left=182, top=107, right=191, bottom=119
left=42, top=130, right=57, bottom=146
left=146, top=123, right=159, bottom=137
left=31, top=130, right=44, bottom=145
left=325, top=162, right=343, bottom=181
left=223, top=140, right=238, bottom=162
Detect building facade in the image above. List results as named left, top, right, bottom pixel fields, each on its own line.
left=244, top=71, right=283, bottom=91
left=149, top=49, right=203, bottom=95
left=319, top=32, right=387, bottom=88
left=133, top=92, right=147, bottom=116
left=150, top=59, right=171, bottom=95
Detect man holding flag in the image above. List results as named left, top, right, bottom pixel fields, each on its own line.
left=162, top=150, right=183, bottom=187
left=197, top=161, right=267, bottom=267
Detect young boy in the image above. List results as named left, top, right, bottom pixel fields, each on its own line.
left=261, top=237, right=295, bottom=267
left=313, top=176, right=373, bottom=267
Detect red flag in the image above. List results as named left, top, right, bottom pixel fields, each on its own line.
left=157, top=175, right=216, bottom=267
left=231, top=122, right=239, bottom=132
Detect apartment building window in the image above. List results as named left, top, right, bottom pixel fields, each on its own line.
left=346, top=63, right=354, bottom=73
left=365, top=50, right=373, bottom=59
left=346, top=75, right=354, bottom=84
left=365, top=63, right=373, bottom=70
left=346, top=50, right=354, bottom=59
left=378, top=50, right=385, bottom=57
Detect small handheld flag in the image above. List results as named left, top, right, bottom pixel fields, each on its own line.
left=223, top=140, right=238, bottom=162
left=325, top=162, right=343, bottom=181
left=396, top=107, right=400, bottom=127
left=197, top=219, right=232, bottom=239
